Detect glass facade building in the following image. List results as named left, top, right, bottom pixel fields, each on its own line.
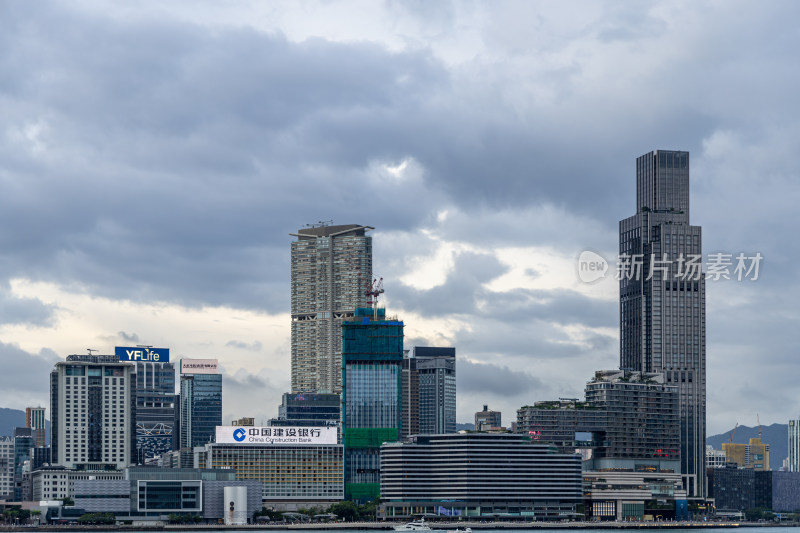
left=290, top=224, right=373, bottom=394
left=402, top=347, right=456, bottom=438
left=133, top=361, right=176, bottom=463
left=342, top=307, right=403, bottom=501
left=619, top=150, right=706, bottom=497
left=179, top=373, right=222, bottom=449
left=270, top=392, right=340, bottom=427
left=13, top=427, right=33, bottom=501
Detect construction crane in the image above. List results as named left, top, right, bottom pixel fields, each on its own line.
left=365, top=277, right=384, bottom=318
left=729, top=422, right=739, bottom=443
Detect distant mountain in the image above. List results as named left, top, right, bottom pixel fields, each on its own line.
left=707, top=423, right=787, bottom=471
left=456, top=422, right=475, bottom=431
left=0, top=407, right=50, bottom=443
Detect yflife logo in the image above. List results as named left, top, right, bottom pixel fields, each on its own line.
left=233, top=428, right=247, bottom=442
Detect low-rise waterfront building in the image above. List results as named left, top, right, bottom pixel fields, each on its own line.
left=379, top=433, right=582, bottom=520
left=71, top=467, right=261, bottom=524
left=32, top=466, right=124, bottom=501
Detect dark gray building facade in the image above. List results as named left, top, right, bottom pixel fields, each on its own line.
left=517, top=370, right=679, bottom=470
left=619, top=150, right=706, bottom=497
left=402, top=346, right=456, bottom=438
left=132, top=360, right=176, bottom=463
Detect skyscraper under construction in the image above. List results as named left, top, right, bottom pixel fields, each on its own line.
left=290, top=224, right=373, bottom=394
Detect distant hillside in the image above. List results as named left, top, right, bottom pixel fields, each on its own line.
left=456, top=422, right=475, bottom=431
left=707, top=423, right=787, bottom=471
left=0, top=407, right=50, bottom=443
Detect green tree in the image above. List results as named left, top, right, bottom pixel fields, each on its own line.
left=329, top=501, right=358, bottom=522
left=358, top=498, right=381, bottom=521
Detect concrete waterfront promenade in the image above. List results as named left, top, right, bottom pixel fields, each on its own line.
left=2, top=521, right=787, bottom=531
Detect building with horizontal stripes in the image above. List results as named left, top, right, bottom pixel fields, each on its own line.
left=379, top=433, right=582, bottom=520
left=201, top=442, right=344, bottom=507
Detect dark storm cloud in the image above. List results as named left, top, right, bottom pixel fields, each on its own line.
left=0, top=3, right=452, bottom=312
left=0, top=1, right=729, bottom=316
left=0, top=342, right=59, bottom=408
left=0, top=285, right=56, bottom=327
left=1, top=1, right=799, bottom=431
left=458, top=359, right=542, bottom=397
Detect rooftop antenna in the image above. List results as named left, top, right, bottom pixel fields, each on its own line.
left=305, top=219, right=334, bottom=229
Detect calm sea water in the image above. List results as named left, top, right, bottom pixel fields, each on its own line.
left=56, top=528, right=797, bottom=533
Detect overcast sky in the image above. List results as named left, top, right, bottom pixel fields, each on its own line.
left=1, top=1, right=798, bottom=439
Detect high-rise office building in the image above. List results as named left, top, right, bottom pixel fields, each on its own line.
left=50, top=354, right=136, bottom=469
left=269, top=392, right=340, bottom=427
left=25, top=407, right=46, bottom=449
left=789, top=420, right=800, bottom=472
left=401, top=347, right=456, bottom=438
left=179, top=358, right=222, bottom=449
left=0, top=437, right=13, bottom=499
left=342, top=307, right=403, bottom=501
left=12, top=427, right=33, bottom=501
left=290, top=224, right=373, bottom=394
left=619, top=150, right=706, bottom=497
left=116, top=346, right=176, bottom=463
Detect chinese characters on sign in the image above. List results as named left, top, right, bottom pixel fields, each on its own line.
left=215, top=425, right=337, bottom=445
left=615, top=252, right=763, bottom=281
left=180, top=358, right=219, bottom=374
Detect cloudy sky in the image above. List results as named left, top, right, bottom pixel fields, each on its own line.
left=1, top=1, right=798, bottom=438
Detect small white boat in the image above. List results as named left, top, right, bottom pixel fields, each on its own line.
left=394, top=518, right=446, bottom=532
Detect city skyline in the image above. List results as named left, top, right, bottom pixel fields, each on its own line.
left=1, top=2, right=798, bottom=434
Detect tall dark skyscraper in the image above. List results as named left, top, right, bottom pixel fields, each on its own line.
left=290, top=224, right=373, bottom=394
left=402, top=346, right=456, bottom=438
left=179, top=358, right=222, bottom=449
left=619, top=150, right=706, bottom=498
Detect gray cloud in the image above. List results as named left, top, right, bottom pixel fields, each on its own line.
left=0, top=2, right=798, bottom=432
left=0, top=286, right=56, bottom=327
left=225, top=340, right=263, bottom=352
left=0, top=342, right=60, bottom=410
left=458, top=359, right=542, bottom=397
left=117, top=331, right=140, bottom=343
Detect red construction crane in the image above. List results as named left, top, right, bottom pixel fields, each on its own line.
left=365, top=277, right=384, bottom=317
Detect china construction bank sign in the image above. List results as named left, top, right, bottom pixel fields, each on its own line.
left=215, top=426, right=337, bottom=445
